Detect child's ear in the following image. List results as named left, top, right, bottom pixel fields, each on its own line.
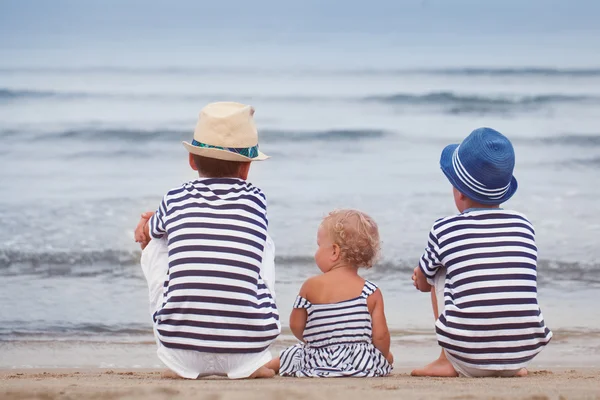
left=189, top=153, right=198, bottom=171
left=331, top=244, right=341, bottom=262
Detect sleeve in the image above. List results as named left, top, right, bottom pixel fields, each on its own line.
left=361, top=280, right=378, bottom=298
left=418, top=226, right=443, bottom=279
left=149, top=195, right=168, bottom=239
left=293, top=296, right=311, bottom=309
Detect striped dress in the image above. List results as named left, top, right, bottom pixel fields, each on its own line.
left=419, top=209, right=552, bottom=370
left=279, top=281, right=392, bottom=377
left=148, top=177, right=280, bottom=354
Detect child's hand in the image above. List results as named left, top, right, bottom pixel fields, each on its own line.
left=134, top=212, right=154, bottom=249
left=386, top=351, right=394, bottom=365
left=412, top=267, right=432, bottom=292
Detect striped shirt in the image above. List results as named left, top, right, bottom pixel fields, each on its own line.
left=419, top=209, right=552, bottom=370
left=148, top=178, right=280, bottom=354
left=297, top=280, right=378, bottom=348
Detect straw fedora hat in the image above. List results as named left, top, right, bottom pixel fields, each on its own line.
left=183, top=102, right=269, bottom=162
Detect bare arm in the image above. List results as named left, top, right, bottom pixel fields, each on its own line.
left=289, top=279, right=312, bottom=342
left=368, top=289, right=391, bottom=360
left=289, top=308, right=308, bottom=342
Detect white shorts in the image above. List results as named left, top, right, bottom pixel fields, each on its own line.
left=141, top=237, right=275, bottom=379
left=430, top=271, right=522, bottom=378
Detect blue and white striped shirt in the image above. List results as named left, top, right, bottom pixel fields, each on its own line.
left=296, top=280, right=378, bottom=348
left=419, top=209, right=552, bottom=370
left=149, top=178, right=280, bottom=354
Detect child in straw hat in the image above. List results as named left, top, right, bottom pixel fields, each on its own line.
left=411, top=127, right=552, bottom=378
left=134, top=102, right=280, bottom=379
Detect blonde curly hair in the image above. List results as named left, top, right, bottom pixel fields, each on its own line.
left=321, top=209, right=381, bottom=269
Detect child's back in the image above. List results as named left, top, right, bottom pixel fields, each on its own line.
left=149, top=177, right=280, bottom=354
left=291, top=276, right=382, bottom=354
left=301, top=269, right=366, bottom=304
left=421, top=208, right=551, bottom=370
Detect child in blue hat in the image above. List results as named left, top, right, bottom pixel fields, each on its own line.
left=411, top=127, right=552, bottom=378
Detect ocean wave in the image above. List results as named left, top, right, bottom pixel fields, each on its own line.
left=422, top=68, right=600, bottom=77
left=364, top=91, right=597, bottom=107
left=0, top=248, right=141, bottom=272
left=342, top=67, right=600, bottom=78
left=40, top=128, right=189, bottom=141
left=260, top=129, right=388, bottom=142
left=0, top=88, right=87, bottom=100
left=0, top=87, right=339, bottom=103
left=4, top=127, right=599, bottom=152
left=0, top=88, right=195, bottom=101
left=0, top=322, right=152, bottom=338
left=559, top=156, right=600, bottom=167
left=2, top=66, right=600, bottom=77
left=5, top=128, right=388, bottom=143
left=363, top=91, right=600, bottom=115
left=537, top=134, right=600, bottom=147
left=2, top=86, right=599, bottom=110
left=1, top=248, right=598, bottom=284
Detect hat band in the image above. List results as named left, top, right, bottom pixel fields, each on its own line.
left=452, top=146, right=511, bottom=200
left=191, top=139, right=259, bottom=159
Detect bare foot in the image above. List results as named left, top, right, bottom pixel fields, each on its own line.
left=161, top=369, right=183, bottom=379
left=248, top=366, right=275, bottom=379
left=264, top=358, right=280, bottom=374
left=515, top=368, right=528, bottom=377
left=411, top=357, right=459, bottom=377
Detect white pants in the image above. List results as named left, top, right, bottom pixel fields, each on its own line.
left=431, top=271, right=522, bottom=378
left=140, top=237, right=275, bottom=379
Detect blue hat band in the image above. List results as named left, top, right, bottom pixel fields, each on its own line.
left=191, top=139, right=259, bottom=159
left=452, top=145, right=511, bottom=200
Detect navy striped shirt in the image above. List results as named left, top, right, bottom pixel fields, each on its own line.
left=296, top=280, right=379, bottom=348
left=419, top=209, right=552, bottom=370
left=149, top=178, right=280, bottom=354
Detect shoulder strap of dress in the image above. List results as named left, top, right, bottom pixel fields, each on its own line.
left=293, top=295, right=312, bottom=309
left=361, top=280, right=378, bottom=298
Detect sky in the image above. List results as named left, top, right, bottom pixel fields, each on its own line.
left=1, top=0, right=599, bottom=67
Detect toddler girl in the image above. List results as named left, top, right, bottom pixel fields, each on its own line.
left=266, top=209, right=393, bottom=377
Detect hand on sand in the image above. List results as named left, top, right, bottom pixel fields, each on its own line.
left=385, top=352, right=394, bottom=365
left=134, top=211, right=154, bottom=249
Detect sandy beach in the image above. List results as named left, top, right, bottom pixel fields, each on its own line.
left=2, top=329, right=600, bottom=399
left=2, top=368, right=599, bottom=400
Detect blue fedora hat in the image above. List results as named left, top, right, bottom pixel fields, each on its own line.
left=440, top=127, right=518, bottom=205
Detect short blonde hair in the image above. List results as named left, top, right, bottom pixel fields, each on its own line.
left=321, top=209, right=381, bottom=269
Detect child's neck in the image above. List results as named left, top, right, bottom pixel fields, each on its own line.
left=328, top=264, right=359, bottom=275
left=461, top=200, right=501, bottom=213
left=198, top=174, right=245, bottom=179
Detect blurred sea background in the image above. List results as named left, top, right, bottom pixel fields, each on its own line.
left=1, top=0, right=599, bottom=368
